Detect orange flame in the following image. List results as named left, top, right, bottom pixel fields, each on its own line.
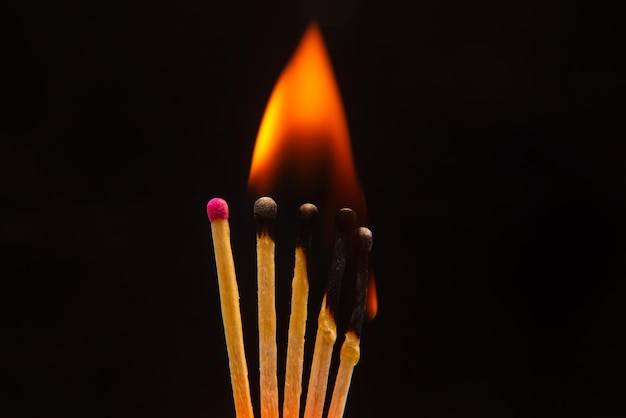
left=248, top=22, right=364, bottom=213
left=366, top=270, right=378, bottom=321
left=248, top=21, right=376, bottom=320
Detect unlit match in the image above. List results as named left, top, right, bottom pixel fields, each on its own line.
left=328, top=227, right=373, bottom=418
left=206, top=198, right=254, bottom=418
left=254, top=197, right=279, bottom=418
left=304, top=208, right=357, bottom=418
left=282, top=203, right=317, bottom=418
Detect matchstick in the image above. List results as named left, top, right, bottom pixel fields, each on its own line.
left=327, top=227, right=373, bottom=418
left=206, top=198, right=254, bottom=418
left=283, top=203, right=318, bottom=418
left=254, top=197, right=279, bottom=418
left=303, top=208, right=357, bottom=418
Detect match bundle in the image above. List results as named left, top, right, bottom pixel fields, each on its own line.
left=207, top=197, right=373, bottom=418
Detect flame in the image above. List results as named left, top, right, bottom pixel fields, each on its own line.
left=366, top=270, right=378, bottom=321
left=248, top=21, right=377, bottom=320
left=248, top=22, right=364, bottom=213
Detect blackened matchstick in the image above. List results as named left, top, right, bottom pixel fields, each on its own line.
left=303, top=208, right=357, bottom=418
left=254, top=197, right=279, bottom=418
left=206, top=198, right=254, bottom=418
left=283, top=203, right=318, bottom=418
left=327, top=227, right=373, bottom=418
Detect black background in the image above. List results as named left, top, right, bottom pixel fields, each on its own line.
left=3, top=1, right=625, bottom=417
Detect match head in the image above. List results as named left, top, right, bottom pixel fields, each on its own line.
left=336, top=207, right=358, bottom=235
left=296, top=203, right=317, bottom=248
left=354, top=227, right=373, bottom=253
left=207, top=198, right=229, bottom=221
left=298, top=203, right=318, bottom=223
left=254, top=196, right=277, bottom=222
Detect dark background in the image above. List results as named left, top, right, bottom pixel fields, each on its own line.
left=3, top=0, right=625, bottom=417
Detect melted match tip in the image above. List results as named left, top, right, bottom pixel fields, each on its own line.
left=254, top=196, right=277, bottom=222
left=207, top=198, right=229, bottom=221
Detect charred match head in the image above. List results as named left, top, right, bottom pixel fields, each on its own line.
left=254, top=196, right=277, bottom=221
left=336, top=207, right=358, bottom=235
left=254, top=196, right=277, bottom=237
left=297, top=203, right=318, bottom=249
left=348, top=226, right=373, bottom=338
left=354, top=226, right=373, bottom=254
left=324, top=207, right=358, bottom=316
left=298, top=203, right=318, bottom=224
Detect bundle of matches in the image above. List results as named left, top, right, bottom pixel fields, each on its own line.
left=207, top=196, right=373, bottom=418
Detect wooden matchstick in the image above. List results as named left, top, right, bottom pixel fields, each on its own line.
left=206, top=198, right=254, bottom=418
left=283, top=203, right=317, bottom=418
left=254, top=197, right=279, bottom=418
left=327, top=227, right=373, bottom=418
left=303, top=208, right=357, bottom=418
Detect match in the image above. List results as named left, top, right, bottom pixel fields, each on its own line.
left=206, top=198, right=254, bottom=418
left=282, top=203, right=318, bottom=418
left=207, top=197, right=373, bottom=418
left=327, top=227, right=373, bottom=418
left=254, top=197, right=279, bottom=418
left=303, top=208, right=357, bottom=418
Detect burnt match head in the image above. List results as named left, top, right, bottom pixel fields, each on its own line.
left=296, top=203, right=317, bottom=253
left=254, top=196, right=277, bottom=236
left=336, top=208, right=357, bottom=235
left=254, top=196, right=277, bottom=221
left=207, top=197, right=229, bottom=221
left=349, top=226, right=373, bottom=337
left=354, top=227, right=373, bottom=254
left=298, top=203, right=318, bottom=224
left=324, top=207, right=358, bottom=316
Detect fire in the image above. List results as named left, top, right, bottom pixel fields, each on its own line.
left=248, top=21, right=377, bottom=320
left=366, top=270, right=378, bottom=320
left=248, top=21, right=363, bottom=212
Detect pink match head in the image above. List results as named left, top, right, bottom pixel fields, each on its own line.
left=207, top=198, right=229, bottom=221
